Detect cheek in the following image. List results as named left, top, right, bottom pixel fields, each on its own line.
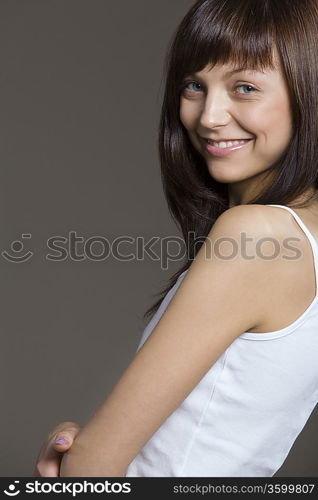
left=179, top=100, right=199, bottom=131
left=254, top=99, right=292, bottom=143
left=240, top=99, right=292, bottom=153
left=274, top=105, right=292, bottom=144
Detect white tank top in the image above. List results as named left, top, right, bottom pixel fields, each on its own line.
left=125, top=204, right=318, bottom=477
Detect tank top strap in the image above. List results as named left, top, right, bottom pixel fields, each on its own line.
left=266, top=204, right=318, bottom=295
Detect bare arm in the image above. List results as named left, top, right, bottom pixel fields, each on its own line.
left=60, top=205, right=274, bottom=477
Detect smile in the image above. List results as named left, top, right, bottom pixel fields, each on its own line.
left=203, top=138, right=254, bottom=157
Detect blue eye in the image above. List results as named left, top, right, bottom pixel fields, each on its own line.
left=182, top=81, right=203, bottom=93
left=181, top=81, right=258, bottom=96
left=235, top=84, right=257, bottom=95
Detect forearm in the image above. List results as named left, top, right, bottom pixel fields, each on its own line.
left=58, top=360, right=158, bottom=477
left=59, top=439, right=127, bottom=477
left=58, top=411, right=128, bottom=477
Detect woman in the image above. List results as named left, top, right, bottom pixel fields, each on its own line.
left=33, top=0, right=318, bottom=477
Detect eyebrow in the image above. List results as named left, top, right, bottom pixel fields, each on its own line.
left=225, top=67, right=266, bottom=76
left=185, top=67, right=266, bottom=79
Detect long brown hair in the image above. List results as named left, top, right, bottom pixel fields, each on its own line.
left=143, top=0, right=318, bottom=321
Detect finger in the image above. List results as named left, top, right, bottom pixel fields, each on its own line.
left=33, top=459, right=60, bottom=477
left=33, top=422, right=80, bottom=477
left=51, top=422, right=81, bottom=452
left=52, top=435, right=72, bottom=451
left=32, top=446, right=62, bottom=477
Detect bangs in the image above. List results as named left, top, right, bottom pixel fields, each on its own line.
left=175, top=0, right=277, bottom=79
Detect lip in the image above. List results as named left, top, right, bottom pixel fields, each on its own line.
left=203, top=138, right=254, bottom=157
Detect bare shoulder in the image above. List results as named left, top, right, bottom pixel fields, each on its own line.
left=175, top=204, right=283, bottom=337
left=202, top=203, right=313, bottom=334
left=212, top=203, right=280, bottom=235
left=217, top=203, right=311, bottom=251
left=204, top=203, right=285, bottom=262
left=211, top=203, right=317, bottom=335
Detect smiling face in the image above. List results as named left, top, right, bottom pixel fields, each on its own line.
left=179, top=50, right=293, bottom=205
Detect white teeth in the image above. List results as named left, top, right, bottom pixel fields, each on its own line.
left=207, top=139, right=250, bottom=149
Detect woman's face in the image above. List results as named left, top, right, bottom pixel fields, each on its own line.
left=179, top=51, right=293, bottom=204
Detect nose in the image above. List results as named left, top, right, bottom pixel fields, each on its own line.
left=199, top=91, right=231, bottom=130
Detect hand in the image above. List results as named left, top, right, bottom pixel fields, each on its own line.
left=32, top=421, right=81, bottom=477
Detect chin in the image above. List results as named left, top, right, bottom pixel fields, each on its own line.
left=206, top=162, right=251, bottom=184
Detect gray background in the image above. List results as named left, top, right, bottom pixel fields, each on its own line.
left=0, top=0, right=317, bottom=477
